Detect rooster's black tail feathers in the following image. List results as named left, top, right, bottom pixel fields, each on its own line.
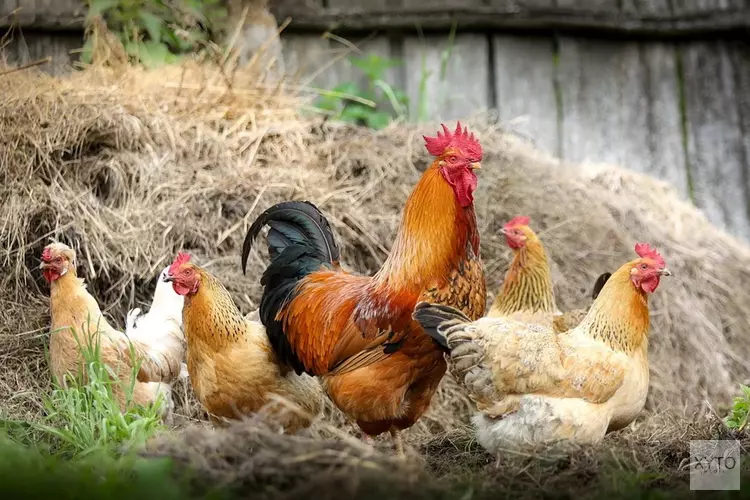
left=241, top=200, right=340, bottom=374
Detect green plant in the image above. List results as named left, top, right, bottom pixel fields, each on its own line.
left=3, top=322, right=166, bottom=458
left=725, top=384, right=750, bottom=432
left=82, top=0, right=228, bottom=68
left=0, top=434, right=232, bottom=500
left=314, top=54, right=408, bottom=130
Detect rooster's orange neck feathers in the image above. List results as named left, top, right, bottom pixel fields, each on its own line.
left=579, top=260, right=650, bottom=353
left=375, top=164, right=479, bottom=293
left=491, top=235, right=556, bottom=315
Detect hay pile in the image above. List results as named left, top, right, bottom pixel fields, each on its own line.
left=142, top=412, right=749, bottom=499
left=0, top=58, right=749, bottom=438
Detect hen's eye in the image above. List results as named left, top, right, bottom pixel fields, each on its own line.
left=640, top=264, right=648, bottom=270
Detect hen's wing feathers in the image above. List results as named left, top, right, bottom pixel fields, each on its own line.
left=444, top=319, right=626, bottom=404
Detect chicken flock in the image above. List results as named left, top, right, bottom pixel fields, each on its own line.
left=39, top=122, right=670, bottom=454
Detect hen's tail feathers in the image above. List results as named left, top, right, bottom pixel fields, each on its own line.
left=241, top=201, right=340, bottom=375
left=591, top=272, right=612, bottom=300
left=241, top=200, right=339, bottom=275
left=412, top=302, right=472, bottom=349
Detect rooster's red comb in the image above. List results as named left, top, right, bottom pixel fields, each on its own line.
left=634, top=243, right=665, bottom=268
left=41, top=247, right=53, bottom=262
left=423, top=122, right=482, bottom=161
left=168, top=252, right=191, bottom=275
left=504, top=215, right=531, bottom=230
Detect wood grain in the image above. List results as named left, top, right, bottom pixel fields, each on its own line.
left=402, top=34, right=490, bottom=122
left=492, top=35, right=558, bottom=156
left=681, top=40, right=750, bottom=239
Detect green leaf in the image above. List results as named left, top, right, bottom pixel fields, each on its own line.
left=330, top=82, right=363, bottom=98
left=350, top=54, right=401, bottom=82
left=314, top=95, right=342, bottom=113
left=365, top=111, right=392, bottom=130
left=87, top=0, right=119, bottom=18
left=338, top=104, right=373, bottom=124
left=137, top=41, right=171, bottom=69
left=137, top=11, right=163, bottom=44
left=79, top=37, right=95, bottom=64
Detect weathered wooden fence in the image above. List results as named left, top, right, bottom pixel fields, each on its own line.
left=3, top=0, right=750, bottom=241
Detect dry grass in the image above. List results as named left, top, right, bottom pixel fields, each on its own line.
left=142, top=410, right=749, bottom=499
left=1, top=38, right=750, bottom=497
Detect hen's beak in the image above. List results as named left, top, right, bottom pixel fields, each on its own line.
left=39, top=261, right=50, bottom=270
left=499, top=228, right=508, bottom=235
left=163, top=274, right=175, bottom=283
left=470, top=162, right=481, bottom=170
left=660, top=267, right=672, bottom=277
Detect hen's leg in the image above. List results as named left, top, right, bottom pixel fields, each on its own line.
left=389, top=428, right=405, bottom=456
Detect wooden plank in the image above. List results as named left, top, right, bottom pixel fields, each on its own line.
left=2, top=0, right=85, bottom=29
left=402, top=34, right=490, bottom=122
left=271, top=2, right=749, bottom=36
left=327, top=36, right=403, bottom=115
left=327, top=36, right=396, bottom=91
left=280, top=33, right=337, bottom=90
left=555, top=0, right=618, bottom=11
left=492, top=35, right=558, bottom=156
left=558, top=38, right=651, bottom=170
left=327, top=0, right=485, bottom=7
left=729, top=43, right=750, bottom=214
left=640, top=43, right=689, bottom=198
left=3, top=31, right=83, bottom=74
left=556, top=38, right=689, bottom=199
left=681, top=41, right=750, bottom=239
left=671, top=0, right=747, bottom=13
left=620, top=0, right=672, bottom=15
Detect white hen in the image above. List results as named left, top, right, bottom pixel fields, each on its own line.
left=126, top=266, right=188, bottom=414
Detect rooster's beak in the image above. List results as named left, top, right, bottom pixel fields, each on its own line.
left=39, top=261, right=50, bottom=270
left=660, top=268, right=672, bottom=277
left=499, top=228, right=508, bottom=235
left=470, top=162, right=481, bottom=170
left=163, top=275, right=175, bottom=283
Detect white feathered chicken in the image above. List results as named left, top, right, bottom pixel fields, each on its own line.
left=41, top=244, right=185, bottom=422
left=127, top=266, right=188, bottom=389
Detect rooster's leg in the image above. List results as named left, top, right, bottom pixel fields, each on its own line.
left=389, top=428, right=405, bottom=456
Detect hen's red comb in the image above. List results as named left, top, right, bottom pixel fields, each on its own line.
left=41, top=247, right=53, bottom=262
left=504, top=215, right=531, bottom=230
left=168, top=252, right=191, bottom=275
left=635, top=243, right=665, bottom=268
left=423, top=122, right=483, bottom=161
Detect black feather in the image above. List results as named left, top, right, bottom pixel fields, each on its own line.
left=242, top=201, right=341, bottom=375
left=412, top=302, right=471, bottom=349
left=242, top=200, right=339, bottom=275
left=591, top=272, right=612, bottom=300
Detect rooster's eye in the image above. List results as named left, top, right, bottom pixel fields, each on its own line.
left=640, top=264, right=648, bottom=270
left=448, top=156, right=458, bottom=163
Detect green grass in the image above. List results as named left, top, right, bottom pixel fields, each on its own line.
left=725, top=385, right=750, bottom=432
left=0, top=436, right=229, bottom=500
left=3, top=323, right=166, bottom=457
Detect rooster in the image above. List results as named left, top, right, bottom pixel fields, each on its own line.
left=413, top=243, right=670, bottom=450
left=489, top=215, right=611, bottom=332
left=126, top=266, right=188, bottom=380
left=40, top=243, right=183, bottom=419
left=241, top=123, right=487, bottom=448
left=165, top=253, right=323, bottom=431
